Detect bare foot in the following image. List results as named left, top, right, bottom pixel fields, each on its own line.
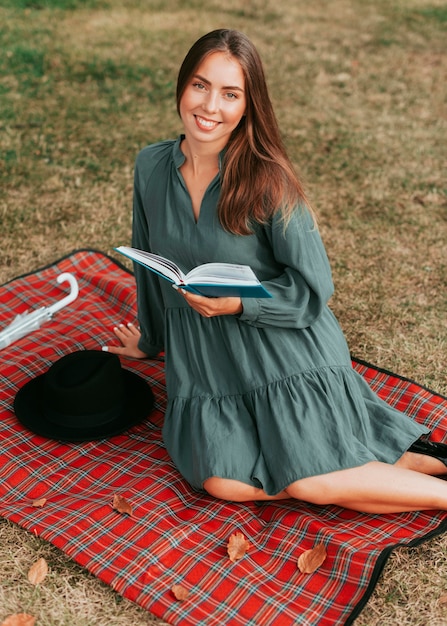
left=103, top=322, right=147, bottom=359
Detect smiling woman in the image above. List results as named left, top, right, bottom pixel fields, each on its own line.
left=174, top=29, right=308, bottom=234
left=104, top=28, right=447, bottom=516
left=179, top=53, right=246, bottom=145
left=177, top=53, right=246, bottom=219
left=0, top=1, right=445, bottom=623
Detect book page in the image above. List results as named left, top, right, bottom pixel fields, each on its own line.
left=116, top=247, right=184, bottom=284
left=185, top=263, right=259, bottom=285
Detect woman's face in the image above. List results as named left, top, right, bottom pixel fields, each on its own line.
left=179, top=51, right=246, bottom=150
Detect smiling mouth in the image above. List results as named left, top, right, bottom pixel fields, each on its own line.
left=195, top=115, right=220, bottom=130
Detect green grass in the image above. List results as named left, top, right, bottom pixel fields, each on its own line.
left=417, top=6, right=447, bottom=22
left=1, top=0, right=446, bottom=624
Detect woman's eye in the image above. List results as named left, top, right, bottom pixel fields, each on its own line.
left=225, top=92, right=237, bottom=99
left=192, top=82, right=205, bottom=90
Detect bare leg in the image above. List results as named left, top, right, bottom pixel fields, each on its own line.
left=204, top=459, right=447, bottom=513
left=204, top=477, right=290, bottom=502
left=286, top=461, right=447, bottom=513
left=396, top=450, right=447, bottom=475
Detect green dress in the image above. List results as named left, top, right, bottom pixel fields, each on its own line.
left=132, top=136, right=428, bottom=495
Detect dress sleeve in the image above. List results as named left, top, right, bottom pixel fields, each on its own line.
left=239, top=208, right=334, bottom=329
left=131, top=156, right=165, bottom=357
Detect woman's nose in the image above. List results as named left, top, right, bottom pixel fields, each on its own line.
left=203, top=91, right=219, bottom=114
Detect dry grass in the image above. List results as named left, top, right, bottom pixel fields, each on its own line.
left=0, top=0, right=446, bottom=624
left=0, top=518, right=169, bottom=625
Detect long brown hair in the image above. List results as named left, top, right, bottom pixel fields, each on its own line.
left=176, top=29, right=310, bottom=235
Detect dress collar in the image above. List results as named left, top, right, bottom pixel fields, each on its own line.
left=173, top=135, right=225, bottom=171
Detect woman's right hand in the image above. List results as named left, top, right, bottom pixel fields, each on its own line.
left=103, top=322, right=148, bottom=359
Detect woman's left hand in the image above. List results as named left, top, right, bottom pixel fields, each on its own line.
left=177, top=288, right=243, bottom=317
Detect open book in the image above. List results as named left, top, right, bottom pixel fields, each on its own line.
left=115, top=246, right=272, bottom=298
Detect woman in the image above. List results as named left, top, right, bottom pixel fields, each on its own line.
left=105, top=29, right=447, bottom=513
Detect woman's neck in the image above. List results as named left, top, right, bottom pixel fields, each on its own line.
left=180, top=136, right=221, bottom=177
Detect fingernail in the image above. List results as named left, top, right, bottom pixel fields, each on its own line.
left=101, top=346, right=109, bottom=352
left=172, top=284, right=179, bottom=290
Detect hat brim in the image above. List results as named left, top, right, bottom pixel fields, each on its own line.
left=14, top=368, right=154, bottom=442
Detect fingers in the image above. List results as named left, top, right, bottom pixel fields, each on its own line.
left=178, top=290, right=200, bottom=304
left=113, top=322, right=140, bottom=339
left=102, top=322, right=147, bottom=359
left=180, top=291, right=242, bottom=317
left=178, top=291, right=210, bottom=316
left=103, top=345, right=126, bottom=355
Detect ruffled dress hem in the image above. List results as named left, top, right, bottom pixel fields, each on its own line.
left=162, top=365, right=429, bottom=496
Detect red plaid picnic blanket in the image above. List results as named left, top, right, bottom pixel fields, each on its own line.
left=1, top=250, right=446, bottom=625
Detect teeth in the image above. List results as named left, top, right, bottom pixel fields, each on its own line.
left=196, top=116, right=217, bottom=128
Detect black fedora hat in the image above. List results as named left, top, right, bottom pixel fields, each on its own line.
left=14, top=350, right=154, bottom=442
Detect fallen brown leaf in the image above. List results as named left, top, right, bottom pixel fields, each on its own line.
left=297, top=543, right=327, bottom=574
left=27, top=557, right=49, bottom=585
left=1, top=613, right=36, bottom=626
left=438, top=593, right=447, bottom=606
left=227, top=531, right=250, bottom=562
left=32, top=497, right=47, bottom=508
left=112, top=494, right=133, bottom=516
left=171, top=584, right=190, bottom=601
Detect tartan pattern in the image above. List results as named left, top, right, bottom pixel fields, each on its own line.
left=1, top=249, right=446, bottom=626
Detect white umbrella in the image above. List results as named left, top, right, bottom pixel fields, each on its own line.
left=0, top=272, right=79, bottom=350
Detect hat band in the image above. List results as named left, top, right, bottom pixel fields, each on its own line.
left=44, top=401, right=124, bottom=429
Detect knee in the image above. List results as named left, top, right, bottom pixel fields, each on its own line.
left=285, top=477, right=335, bottom=506
left=203, top=477, right=229, bottom=499
left=203, top=477, right=253, bottom=502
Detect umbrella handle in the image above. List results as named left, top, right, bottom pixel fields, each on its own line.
left=47, top=273, right=79, bottom=315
